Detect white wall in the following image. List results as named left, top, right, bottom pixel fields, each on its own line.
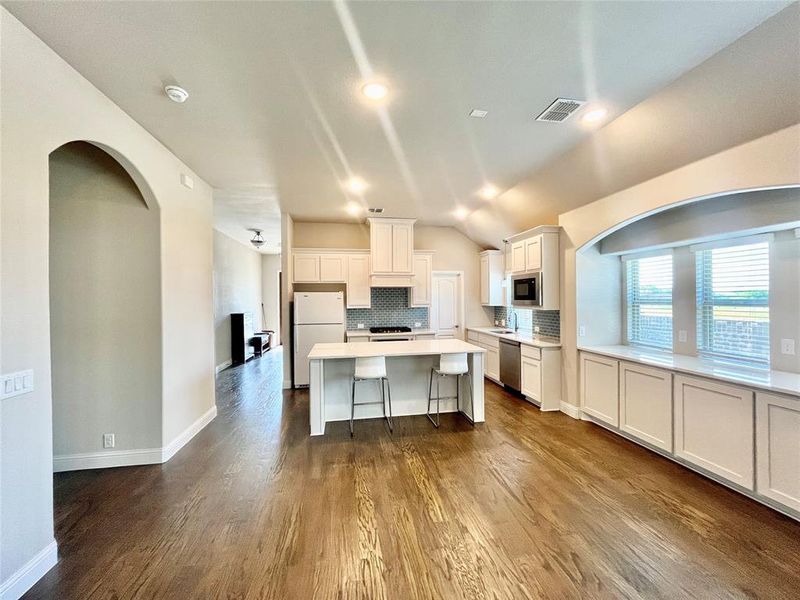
left=213, top=230, right=263, bottom=369
left=0, top=9, right=215, bottom=592
left=50, top=142, right=162, bottom=458
left=261, top=254, right=282, bottom=344
left=281, top=213, right=294, bottom=388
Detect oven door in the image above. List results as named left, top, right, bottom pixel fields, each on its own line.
left=512, top=274, right=541, bottom=307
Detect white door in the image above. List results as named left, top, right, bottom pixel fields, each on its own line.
left=431, top=272, right=462, bottom=339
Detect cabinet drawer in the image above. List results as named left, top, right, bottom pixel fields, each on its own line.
left=521, top=345, right=541, bottom=361
left=756, top=392, right=800, bottom=512
left=674, top=375, right=754, bottom=490
left=415, top=333, right=436, bottom=341
left=619, top=362, right=672, bottom=452
left=478, top=333, right=500, bottom=348
left=466, top=330, right=480, bottom=343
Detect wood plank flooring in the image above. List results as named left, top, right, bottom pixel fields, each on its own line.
left=25, top=348, right=800, bottom=599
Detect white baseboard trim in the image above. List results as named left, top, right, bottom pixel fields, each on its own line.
left=53, top=447, right=162, bottom=473
left=0, top=539, right=57, bottom=600
left=161, top=405, right=217, bottom=462
left=283, top=379, right=292, bottom=389
left=215, top=359, right=233, bottom=374
left=559, top=402, right=582, bottom=419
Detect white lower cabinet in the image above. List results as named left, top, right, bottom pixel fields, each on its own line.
left=619, top=362, right=673, bottom=452
left=486, top=347, right=500, bottom=381
left=521, top=356, right=542, bottom=403
left=756, top=392, right=800, bottom=512
left=580, top=353, right=619, bottom=427
left=674, top=375, right=754, bottom=490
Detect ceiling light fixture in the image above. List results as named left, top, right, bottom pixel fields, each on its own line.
left=454, top=207, right=470, bottom=220
left=249, top=229, right=265, bottom=248
left=479, top=184, right=499, bottom=200
left=581, top=107, right=608, bottom=124
left=164, top=85, right=189, bottom=103
left=345, top=202, right=361, bottom=216
left=345, top=176, right=368, bottom=194
left=361, top=82, right=388, bottom=101
left=469, top=109, right=488, bottom=118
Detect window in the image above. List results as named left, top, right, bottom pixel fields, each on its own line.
left=695, top=241, right=770, bottom=365
left=625, top=253, right=673, bottom=349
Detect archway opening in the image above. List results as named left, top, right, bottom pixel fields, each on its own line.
left=49, top=141, right=163, bottom=474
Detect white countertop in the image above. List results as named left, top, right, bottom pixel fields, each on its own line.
left=346, top=329, right=435, bottom=338
left=467, top=326, right=562, bottom=349
left=308, top=339, right=486, bottom=360
left=579, top=344, right=800, bottom=398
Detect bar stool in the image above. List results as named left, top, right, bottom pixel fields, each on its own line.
left=427, top=352, right=474, bottom=428
left=351, top=356, right=393, bottom=437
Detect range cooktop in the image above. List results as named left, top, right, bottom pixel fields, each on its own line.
left=369, top=326, right=412, bottom=334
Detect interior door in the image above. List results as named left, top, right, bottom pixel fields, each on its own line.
left=431, top=272, right=462, bottom=339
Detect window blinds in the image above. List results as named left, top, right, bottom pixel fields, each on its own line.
left=695, top=241, right=770, bottom=365
left=626, top=254, right=673, bottom=349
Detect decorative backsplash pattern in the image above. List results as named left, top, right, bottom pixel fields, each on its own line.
left=495, top=306, right=560, bottom=339
left=346, top=288, right=429, bottom=330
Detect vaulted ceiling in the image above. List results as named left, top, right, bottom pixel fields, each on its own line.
left=4, top=0, right=796, bottom=250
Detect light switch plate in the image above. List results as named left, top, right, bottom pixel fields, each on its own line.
left=679, top=330, right=688, bottom=343
left=579, top=325, right=586, bottom=337
left=1, top=369, right=34, bottom=400
left=781, top=338, right=796, bottom=355
left=103, top=433, right=115, bottom=449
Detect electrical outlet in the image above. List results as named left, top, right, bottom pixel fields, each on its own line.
left=501, top=319, right=506, bottom=327
left=414, top=322, right=421, bottom=328
left=103, top=433, right=115, bottom=449
left=579, top=325, right=586, bottom=337
left=534, top=326, right=540, bottom=333
left=356, top=323, right=365, bottom=329
left=494, top=320, right=499, bottom=326
left=781, top=338, right=796, bottom=356
left=679, top=330, right=687, bottom=343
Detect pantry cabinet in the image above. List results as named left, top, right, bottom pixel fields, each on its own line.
left=580, top=352, right=619, bottom=426
left=756, top=392, right=800, bottom=511
left=479, top=250, right=504, bottom=306
left=346, top=254, right=371, bottom=308
left=619, top=362, right=673, bottom=451
left=674, top=375, right=754, bottom=490
left=410, top=252, right=433, bottom=307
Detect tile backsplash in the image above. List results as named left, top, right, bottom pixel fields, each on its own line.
left=346, top=288, right=429, bottom=330
left=495, top=306, right=560, bottom=339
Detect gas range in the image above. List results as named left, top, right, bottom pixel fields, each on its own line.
left=369, top=326, right=412, bottom=334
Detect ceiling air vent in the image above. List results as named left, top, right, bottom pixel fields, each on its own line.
left=535, top=98, right=585, bottom=123
left=368, top=207, right=384, bottom=214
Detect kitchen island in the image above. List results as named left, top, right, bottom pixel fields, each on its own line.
left=307, top=339, right=486, bottom=435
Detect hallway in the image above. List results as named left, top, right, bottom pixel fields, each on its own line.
left=25, top=349, right=800, bottom=599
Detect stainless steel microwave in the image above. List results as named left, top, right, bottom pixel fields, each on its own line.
left=512, top=272, right=542, bottom=307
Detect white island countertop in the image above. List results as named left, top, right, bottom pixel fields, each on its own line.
left=308, top=338, right=485, bottom=360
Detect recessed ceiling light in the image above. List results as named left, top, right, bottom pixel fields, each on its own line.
left=581, top=107, right=608, bottom=124
left=345, top=202, right=361, bottom=216
left=479, top=184, right=499, bottom=200
left=345, top=176, right=368, bottom=194
left=454, top=207, right=470, bottom=220
left=469, top=109, right=488, bottom=118
left=164, top=85, right=189, bottom=103
left=361, top=82, right=388, bottom=101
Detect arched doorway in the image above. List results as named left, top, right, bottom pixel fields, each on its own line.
left=49, top=141, right=163, bottom=471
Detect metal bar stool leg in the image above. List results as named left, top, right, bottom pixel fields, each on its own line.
left=463, top=373, right=475, bottom=426
left=383, top=377, right=394, bottom=432
left=426, top=370, right=440, bottom=428
left=350, top=377, right=356, bottom=437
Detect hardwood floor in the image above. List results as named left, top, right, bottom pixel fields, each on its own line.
left=25, top=348, right=800, bottom=599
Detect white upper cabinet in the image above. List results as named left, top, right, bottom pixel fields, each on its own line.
left=346, top=254, right=371, bottom=308
left=511, top=242, right=526, bottom=274
left=293, top=254, right=320, bottom=282
left=524, top=236, right=542, bottom=271
left=369, top=218, right=415, bottom=275
left=479, top=250, right=504, bottom=306
left=319, top=254, right=347, bottom=282
left=506, top=227, right=560, bottom=309
left=410, top=252, right=433, bottom=307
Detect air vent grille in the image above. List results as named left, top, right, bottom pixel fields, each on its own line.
left=368, top=207, right=384, bottom=214
left=536, top=98, right=585, bottom=123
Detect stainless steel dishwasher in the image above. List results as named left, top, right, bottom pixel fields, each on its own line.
left=499, top=338, right=521, bottom=392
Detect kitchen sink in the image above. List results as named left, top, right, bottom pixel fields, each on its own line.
left=489, top=329, right=515, bottom=334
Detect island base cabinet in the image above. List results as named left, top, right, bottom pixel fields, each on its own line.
left=756, top=392, right=800, bottom=512
left=580, top=353, right=619, bottom=427
left=674, top=375, right=754, bottom=490
left=619, top=362, right=672, bottom=452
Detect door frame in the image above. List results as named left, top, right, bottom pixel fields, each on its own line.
left=431, top=270, right=465, bottom=340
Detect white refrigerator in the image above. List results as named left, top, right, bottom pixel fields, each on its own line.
left=293, top=291, right=345, bottom=387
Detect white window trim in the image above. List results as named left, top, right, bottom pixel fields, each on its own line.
left=689, top=232, right=774, bottom=253
left=620, top=248, right=673, bottom=262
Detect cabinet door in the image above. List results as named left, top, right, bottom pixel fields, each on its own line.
left=511, top=242, right=526, bottom=274
left=479, top=255, right=489, bottom=305
left=370, top=221, right=393, bottom=273
left=486, top=347, right=500, bottom=381
left=392, top=222, right=413, bottom=273
left=410, top=254, right=432, bottom=306
left=525, top=236, right=542, bottom=271
left=521, top=357, right=542, bottom=402
left=674, top=375, right=754, bottom=490
left=319, top=254, right=347, bottom=282
left=580, top=353, right=619, bottom=426
left=346, top=255, right=371, bottom=308
left=756, top=392, right=800, bottom=511
left=619, top=362, right=673, bottom=451
left=293, top=254, right=320, bottom=282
